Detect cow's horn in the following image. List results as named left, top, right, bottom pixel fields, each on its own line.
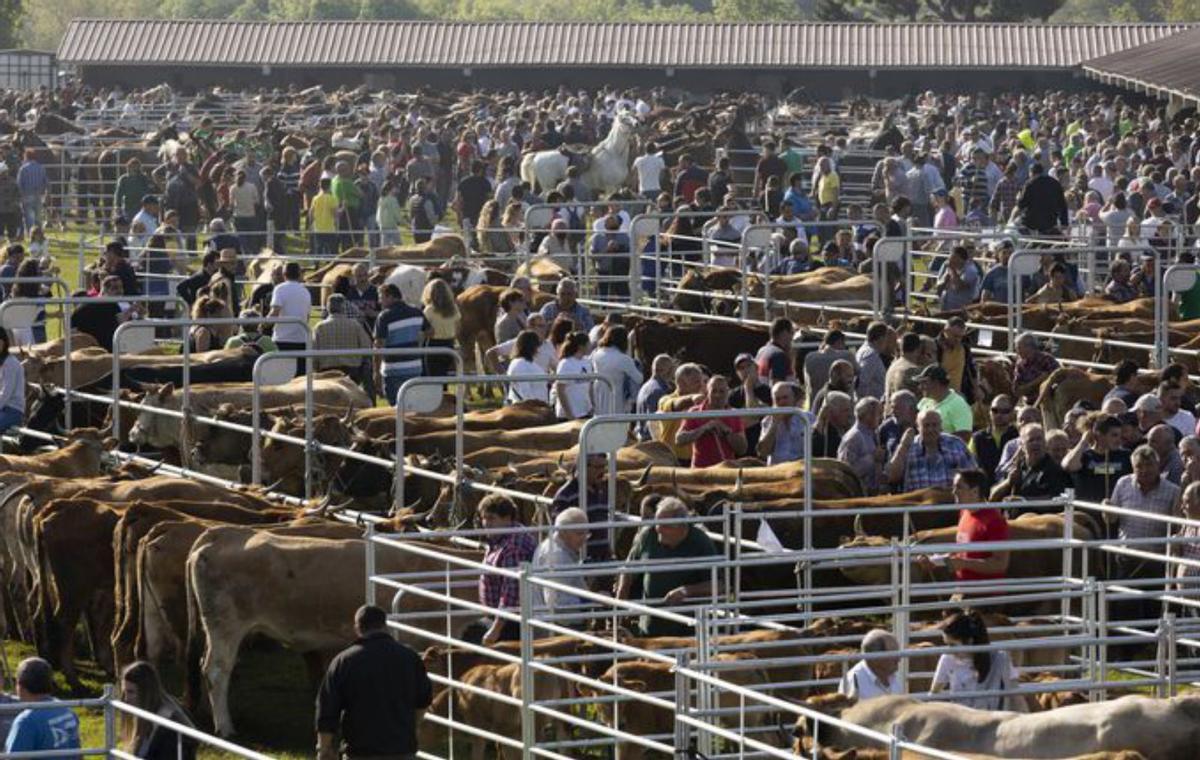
left=853, top=513, right=865, bottom=537
left=633, top=464, right=652, bottom=488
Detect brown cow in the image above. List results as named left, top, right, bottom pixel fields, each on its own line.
left=457, top=284, right=553, bottom=372
left=0, top=431, right=110, bottom=479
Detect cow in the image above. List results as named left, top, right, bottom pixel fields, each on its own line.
left=404, top=420, right=596, bottom=458
left=795, top=693, right=1199, bottom=760
left=0, top=430, right=111, bottom=479
left=109, top=500, right=296, bottom=670
left=456, top=284, right=554, bottom=372
left=185, top=530, right=481, bottom=736
left=127, top=373, right=371, bottom=453
left=836, top=512, right=1099, bottom=620
left=629, top=319, right=768, bottom=378
left=578, top=653, right=774, bottom=760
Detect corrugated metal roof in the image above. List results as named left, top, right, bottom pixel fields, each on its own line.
left=1082, top=27, right=1200, bottom=103
left=57, top=20, right=1196, bottom=70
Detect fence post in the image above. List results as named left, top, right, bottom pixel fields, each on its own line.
left=673, top=652, right=689, bottom=759
left=519, top=563, right=535, bottom=760
left=364, top=522, right=376, bottom=604
left=1166, top=612, right=1178, bottom=697
left=1082, top=577, right=1099, bottom=702
left=898, top=542, right=912, bottom=693
left=1098, top=582, right=1109, bottom=700
left=888, top=722, right=904, bottom=760
left=102, top=684, right=115, bottom=754
left=1156, top=614, right=1169, bottom=698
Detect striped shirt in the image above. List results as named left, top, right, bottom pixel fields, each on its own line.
left=1112, top=475, right=1180, bottom=552
left=16, top=161, right=47, bottom=197
left=375, top=303, right=429, bottom=379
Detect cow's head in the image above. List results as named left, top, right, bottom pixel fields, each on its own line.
left=791, top=693, right=857, bottom=752
left=128, top=383, right=178, bottom=450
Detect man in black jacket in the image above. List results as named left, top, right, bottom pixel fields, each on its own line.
left=316, top=605, right=432, bottom=760
left=1015, top=162, right=1068, bottom=235
left=176, top=250, right=219, bottom=307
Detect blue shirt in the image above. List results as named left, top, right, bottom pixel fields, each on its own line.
left=16, top=161, right=47, bottom=197
left=782, top=188, right=814, bottom=219
left=979, top=264, right=1009, bottom=303
left=635, top=377, right=670, bottom=441
left=539, top=299, right=594, bottom=332
left=5, top=700, right=80, bottom=760
left=374, top=302, right=430, bottom=379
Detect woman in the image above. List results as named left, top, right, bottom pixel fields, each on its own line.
left=548, top=316, right=576, bottom=356
left=930, top=609, right=1025, bottom=711
left=13, top=258, right=46, bottom=345
left=120, top=661, right=197, bottom=760
left=501, top=201, right=525, bottom=251
left=376, top=179, right=403, bottom=247
left=422, top=279, right=460, bottom=378
left=505, top=330, right=549, bottom=405
left=1026, top=262, right=1079, bottom=304
left=553, top=331, right=593, bottom=420
left=0, top=330, right=24, bottom=434
left=589, top=325, right=642, bottom=416
left=187, top=296, right=226, bottom=353
left=231, top=169, right=260, bottom=253
left=932, top=190, right=958, bottom=232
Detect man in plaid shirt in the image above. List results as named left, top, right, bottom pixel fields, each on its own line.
left=1012, top=333, right=1060, bottom=403
left=886, top=409, right=977, bottom=492
left=478, top=495, right=537, bottom=645
left=1109, top=445, right=1180, bottom=624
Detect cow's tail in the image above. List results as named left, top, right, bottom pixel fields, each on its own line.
left=182, top=548, right=207, bottom=719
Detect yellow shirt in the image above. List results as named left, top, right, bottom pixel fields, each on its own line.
left=310, top=192, right=338, bottom=233
left=817, top=172, right=840, bottom=205
left=424, top=307, right=461, bottom=341
left=653, top=391, right=696, bottom=463
left=941, top=344, right=966, bottom=395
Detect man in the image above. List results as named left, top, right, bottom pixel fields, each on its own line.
left=1016, top=161, right=1069, bottom=234
left=165, top=165, right=201, bottom=248
left=936, top=316, right=978, bottom=405
left=811, top=359, right=856, bottom=419
left=1148, top=424, right=1185, bottom=484
left=915, top=365, right=972, bottom=442
left=839, top=397, right=883, bottom=493
left=879, top=389, right=918, bottom=461
left=269, top=262, right=312, bottom=376
left=531, top=508, right=591, bottom=614
left=884, top=332, right=927, bottom=401
left=979, top=240, right=1012, bottom=303
left=1109, top=446, right=1180, bottom=619
left=455, top=160, right=492, bottom=247
left=316, top=605, right=431, bottom=760
left=314, top=293, right=373, bottom=388
left=813, top=390, right=853, bottom=458
left=1012, top=333, right=1059, bottom=404
left=837, top=629, right=901, bottom=700
left=1159, top=382, right=1197, bottom=439
left=654, top=363, right=706, bottom=466
left=937, top=246, right=981, bottom=313
left=803, top=329, right=855, bottom=409
left=632, top=141, right=666, bottom=200
left=130, top=194, right=160, bottom=252
left=675, top=375, right=747, bottom=468
left=113, top=158, right=155, bottom=221
left=16, top=149, right=47, bottom=234
left=5, top=657, right=79, bottom=758
left=970, top=394, right=1018, bottom=488
left=1104, top=360, right=1143, bottom=409
left=755, top=318, right=796, bottom=384
left=757, top=382, right=807, bottom=465
left=1063, top=414, right=1131, bottom=503
left=177, top=250, right=219, bottom=306
left=71, top=276, right=141, bottom=352
left=754, top=142, right=787, bottom=196
left=538, top=278, right=593, bottom=332
left=918, top=469, right=1010, bottom=585
left=635, top=354, right=675, bottom=442
left=887, top=409, right=977, bottom=492
left=730, top=352, right=771, bottom=452
left=989, top=423, right=1074, bottom=504
left=205, top=218, right=242, bottom=257
left=225, top=308, right=278, bottom=354
left=1134, top=395, right=1178, bottom=446
left=673, top=154, right=708, bottom=203
left=855, top=321, right=890, bottom=402
left=615, top=497, right=720, bottom=637
left=374, top=283, right=431, bottom=405
left=549, top=453, right=613, bottom=564
left=102, top=240, right=141, bottom=297
left=345, top=262, right=380, bottom=329
left=406, top=177, right=439, bottom=244
left=477, top=494, right=537, bottom=644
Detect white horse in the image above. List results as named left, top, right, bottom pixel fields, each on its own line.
left=520, top=112, right=638, bottom=197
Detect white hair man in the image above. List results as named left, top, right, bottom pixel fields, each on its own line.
left=636, top=353, right=677, bottom=441
left=530, top=507, right=591, bottom=617
left=838, top=629, right=901, bottom=700
left=839, top=397, right=884, bottom=493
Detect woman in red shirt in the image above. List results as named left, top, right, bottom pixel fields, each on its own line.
left=919, top=468, right=1010, bottom=583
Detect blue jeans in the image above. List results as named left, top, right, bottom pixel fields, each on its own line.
left=0, top=406, right=23, bottom=434
left=20, top=196, right=42, bottom=234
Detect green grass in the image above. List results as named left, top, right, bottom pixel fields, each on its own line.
left=3, top=638, right=313, bottom=760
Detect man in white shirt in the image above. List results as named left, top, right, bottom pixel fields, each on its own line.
left=530, top=507, right=591, bottom=614
left=129, top=195, right=159, bottom=254
left=837, top=629, right=902, bottom=701
left=268, top=261, right=313, bottom=377
left=631, top=142, right=666, bottom=201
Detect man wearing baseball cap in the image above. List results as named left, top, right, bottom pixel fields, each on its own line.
left=730, top=352, right=771, bottom=453
left=915, top=365, right=973, bottom=442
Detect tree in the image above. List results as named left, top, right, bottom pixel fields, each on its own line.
left=817, top=0, right=1062, bottom=20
